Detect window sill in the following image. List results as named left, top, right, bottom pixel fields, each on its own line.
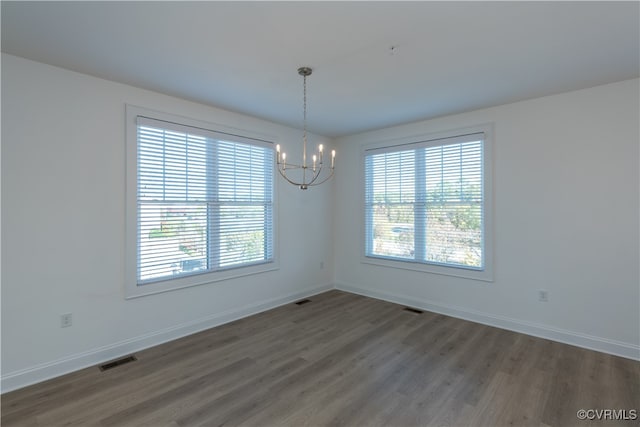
left=361, top=256, right=493, bottom=282
left=125, top=261, right=280, bottom=299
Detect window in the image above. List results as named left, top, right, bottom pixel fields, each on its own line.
left=363, top=127, right=492, bottom=281
left=126, top=106, right=276, bottom=297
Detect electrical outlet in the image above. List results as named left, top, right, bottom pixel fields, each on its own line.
left=60, top=313, right=73, bottom=328
left=538, top=290, right=549, bottom=302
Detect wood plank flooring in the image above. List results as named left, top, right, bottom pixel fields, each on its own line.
left=2, top=290, right=638, bottom=426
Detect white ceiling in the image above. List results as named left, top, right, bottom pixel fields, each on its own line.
left=2, top=1, right=639, bottom=137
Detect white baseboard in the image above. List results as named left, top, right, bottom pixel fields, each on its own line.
left=1, top=283, right=333, bottom=394
left=334, top=281, right=640, bottom=361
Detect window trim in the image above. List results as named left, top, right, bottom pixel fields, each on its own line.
left=360, top=124, right=494, bottom=282
left=125, top=105, right=279, bottom=299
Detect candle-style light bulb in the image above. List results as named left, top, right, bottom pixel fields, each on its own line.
left=312, top=154, right=317, bottom=172
left=331, top=149, right=336, bottom=168
left=282, top=152, right=286, bottom=170
left=276, top=144, right=281, bottom=163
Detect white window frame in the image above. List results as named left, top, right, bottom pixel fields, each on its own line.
left=361, top=124, right=493, bottom=282
left=125, top=105, right=279, bottom=298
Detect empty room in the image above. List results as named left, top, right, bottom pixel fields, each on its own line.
left=1, top=1, right=639, bottom=426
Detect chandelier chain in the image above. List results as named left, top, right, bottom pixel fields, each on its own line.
left=303, top=72, right=307, bottom=148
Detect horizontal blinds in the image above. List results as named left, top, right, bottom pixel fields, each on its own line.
left=365, top=149, right=416, bottom=260
left=138, top=125, right=209, bottom=202
left=137, top=117, right=274, bottom=285
left=137, top=116, right=273, bottom=149
left=364, top=132, right=483, bottom=156
left=218, top=140, right=272, bottom=202
left=367, top=149, right=416, bottom=203
left=423, top=140, right=483, bottom=268
left=365, top=133, right=484, bottom=269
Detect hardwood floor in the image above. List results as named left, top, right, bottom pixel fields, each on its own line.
left=2, top=290, right=638, bottom=426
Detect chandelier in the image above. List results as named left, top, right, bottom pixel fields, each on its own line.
left=276, top=67, right=335, bottom=190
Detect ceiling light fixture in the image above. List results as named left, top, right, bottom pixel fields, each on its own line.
left=276, top=67, right=335, bottom=190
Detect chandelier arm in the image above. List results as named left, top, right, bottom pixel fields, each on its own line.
left=305, top=165, right=325, bottom=186
left=278, top=164, right=306, bottom=170
left=277, top=162, right=330, bottom=187
left=307, top=168, right=335, bottom=187
left=276, top=162, right=334, bottom=187
left=277, top=167, right=307, bottom=187
left=277, top=165, right=318, bottom=186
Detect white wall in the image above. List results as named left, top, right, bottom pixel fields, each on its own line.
left=1, top=54, right=335, bottom=391
left=334, top=78, right=640, bottom=359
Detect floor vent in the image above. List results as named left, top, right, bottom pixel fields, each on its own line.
left=99, top=355, right=137, bottom=371
left=295, top=299, right=311, bottom=305
left=403, top=307, right=423, bottom=314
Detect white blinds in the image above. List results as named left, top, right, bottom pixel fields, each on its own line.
left=136, top=116, right=274, bottom=285
left=365, top=132, right=484, bottom=270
